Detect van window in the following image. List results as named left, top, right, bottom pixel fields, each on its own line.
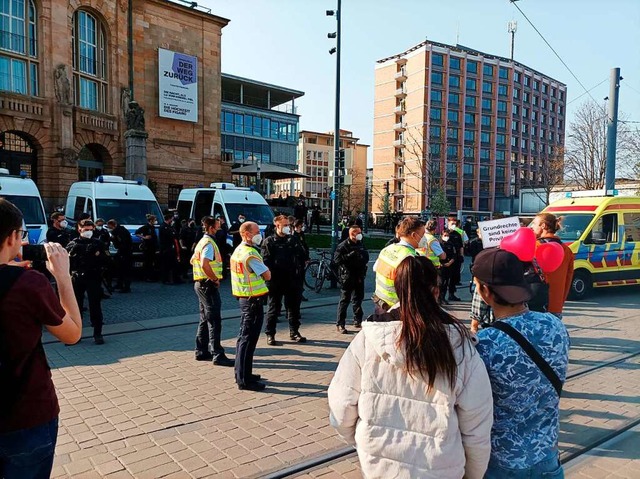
left=585, top=213, right=618, bottom=245
left=2, top=195, right=44, bottom=224
left=225, top=203, right=274, bottom=225
left=95, top=199, right=163, bottom=226
left=193, top=191, right=215, bottom=223
left=213, top=203, right=225, bottom=222
left=557, top=214, right=595, bottom=241
left=87, top=198, right=94, bottom=219
left=177, top=200, right=192, bottom=222
left=624, top=212, right=640, bottom=242
left=73, top=197, right=85, bottom=220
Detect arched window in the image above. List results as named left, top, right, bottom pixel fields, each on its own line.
left=0, top=0, right=38, bottom=95
left=72, top=10, right=107, bottom=112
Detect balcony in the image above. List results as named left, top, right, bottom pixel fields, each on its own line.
left=394, top=104, right=406, bottom=114
left=393, top=139, right=405, bottom=148
left=393, top=190, right=405, bottom=197
left=75, top=108, right=118, bottom=135
left=394, top=157, right=405, bottom=165
left=395, top=70, right=407, bottom=82
left=393, top=122, right=406, bottom=131
left=393, top=175, right=406, bottom=182
left=395, top=87, right=407, bottom=98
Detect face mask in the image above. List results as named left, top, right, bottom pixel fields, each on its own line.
left=80, top=230, right=93, bottom=239
left=96, top=225, right=103, bottom=231
left=355, top=233, right=363, bottom=241
left=251, top=233, right=262, bottom=246
left=417, top=235, right=428, bottom=249
left=442, top=236, right=449, bottom=242
left=282, top=226, right=291, bottom=235
left=302, top=226, right=306, bottom=232
left=59, top=220, right=68, bottom=229
left=449, top=224, right=456, bottom=230
left=239, top=218, right=245, bottom=223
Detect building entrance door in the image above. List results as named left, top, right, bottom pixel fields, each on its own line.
left=0, top=131, right=38, bottom=183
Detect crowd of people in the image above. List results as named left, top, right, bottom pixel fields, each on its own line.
left=0, top=193, right=577, bottom=477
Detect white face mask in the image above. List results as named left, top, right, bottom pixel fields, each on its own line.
left=96, top=225, right=103, bottom=231
left=282, top=226, right=291, bottom=235
left=239, top=218, right=245, bottom=223
left=442, top=236, right=449, bottom=242
left=355, top=233, right=363, bottom=241
left=417, top=235, right=428, bottom=249
left=80, top=230, right=93, bottom=239
left=59, top=220, right=68, bottom=229
left=449, top=224, right=456, bottom=230
left=251, top=233, right=262, bottom=246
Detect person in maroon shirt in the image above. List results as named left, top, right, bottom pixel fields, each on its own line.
left=0, top=198, right=82, bottom=479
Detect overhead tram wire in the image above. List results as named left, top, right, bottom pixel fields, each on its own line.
left=567, top=78, right=608, bottom=105
left=510, top=0, right=599, bottom=105
left=623, top=82, right=640, bottom=97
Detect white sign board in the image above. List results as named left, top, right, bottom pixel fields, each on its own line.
left=158, top=48, right=198, bottom=122
left=478, top=216, right=521, bottom=249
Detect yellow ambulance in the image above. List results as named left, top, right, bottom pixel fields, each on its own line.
left=543, top=194, right=640, bottom=299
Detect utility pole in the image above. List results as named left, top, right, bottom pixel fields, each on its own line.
left=605, top=67, right=621, bottom=194
left=327, top=1, right=342, bottom=262
left=363, top=170, right=370, bottom=233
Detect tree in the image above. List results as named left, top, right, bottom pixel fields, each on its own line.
left=520, top=145, right=565, bottom=205
left=430, top=188, right=450, bottom=216
left=565, top=100, right=639, bottom=190
left=402, top=126, right=445, bottom=211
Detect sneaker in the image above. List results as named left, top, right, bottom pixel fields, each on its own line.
left=336, top=325, right=348, bottom=334
left=213, top=356, right=235, bottom=367
left=238, top=381, right=266, bottom=392
left=94, top=335, right=105, bottom=345
left=448, top=295, right=462, bottom=302
left=290, top=332, right=307, bottom=343
left=250, top=374, right=261, bottom=382
left=195, top=353, right=213, bottom=361
left=266, top=335, right=278, bottom=346
left=353, top=321, right=362, bottom=329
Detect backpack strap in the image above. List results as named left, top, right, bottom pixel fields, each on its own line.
left=491, top=321, right=563, bottom=396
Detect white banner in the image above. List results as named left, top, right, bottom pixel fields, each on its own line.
left=478, top=217, right=521, bottom=248
left=158, top=48, right=198, bottom=123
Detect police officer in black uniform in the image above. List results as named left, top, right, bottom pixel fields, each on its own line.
left=107, top=219, right=133, bottom=293
left=262, top=215, right=308, bottom=345
left=94, top=218, right=113, bottom=297
left=159, top=212, right=182, bottom=284
left=46, top=212, right=70, bottom=247
left=67, top=219, right=109, bottom=344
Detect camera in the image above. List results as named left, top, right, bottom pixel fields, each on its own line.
left=22, top=244, right=48, bottom=263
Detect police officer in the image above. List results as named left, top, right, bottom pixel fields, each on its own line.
left=333, top=225, right=369, bottom=333
left=231, top=221, right=271, bottom=391
left=135, top=214, right=158, bottom=282
left=262, top=215, right=308, bottom=346
left=447, top=216, right=465, bottom=289
left=94, top=218, right=113, bottom=297
left=191, top=216, right=234, bottom=366
left=107, top=219, right=133, bottom=293
left=420, top=219, right=446, bottom=267
left=372, top=217, right=426, bottom=312
left=159, top=212, right=182, bottom=285
left=67, top=219, right=109, bottom=344
left=46, top=212, right=70, bottom=247
left=439, top=229, right=459, bottom=304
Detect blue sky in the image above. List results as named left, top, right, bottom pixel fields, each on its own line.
left=206, top=0, right=640, bottom=161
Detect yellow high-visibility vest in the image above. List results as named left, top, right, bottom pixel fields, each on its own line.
left=230, top=243, right=269, bottom=298
left=374, top=243, right=417, bottom=307
left=191, top=235, right=223, bottom=281
left=424, top=233, right=441, bottom=267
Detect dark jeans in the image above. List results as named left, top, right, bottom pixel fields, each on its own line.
left=452, top=256, right=463, bottom=286
left=440, top=265, right=456, bottom=297
left=115, top=252, right=132, bottom=290
left=0, top=418, right=58, bottom=479
left=265, top=280, right=302, bottom=336
left=194, top=281, right=224, bottom=359
left=235, top=296, right=264, bottom=386
left=160, top=250, right=180, bottom=283
left=142, top=247, right=155, bottom=279
left=336, top=280, right=364, bottom=326
left=72, top=275, right=103, bottom=337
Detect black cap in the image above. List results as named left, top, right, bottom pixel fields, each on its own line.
left=472, top=248, right=532, bottom=304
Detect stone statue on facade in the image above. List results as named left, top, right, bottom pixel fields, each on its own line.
left=121, top=88, right=131, bottom=121
left=53, top=65, right=71, bottom=105
left=125, top=101, right=146, bottom=131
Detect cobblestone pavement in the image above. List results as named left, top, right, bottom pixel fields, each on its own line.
left=45, top=284, right=639, bottom=478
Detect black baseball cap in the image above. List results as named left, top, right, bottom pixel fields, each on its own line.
left=472, top=248, right=532, bottom=304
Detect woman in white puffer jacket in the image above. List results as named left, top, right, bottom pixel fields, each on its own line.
left=328, top=255, right=493, bottom=479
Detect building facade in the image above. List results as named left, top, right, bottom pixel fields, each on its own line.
left=221, top=73, right=303, bottom=194
left=0, top=0, right=229, bottom=210
left=373, top=40, right=566, bottom=217
left=273, top=129, right=368, bottom=215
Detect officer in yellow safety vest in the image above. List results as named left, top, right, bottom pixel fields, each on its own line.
left=230, top=221, right=271, bottom=392
left=419, top=219, right=447, bottom=268
left=373, top=217, right=427, bottom=312
left=191, top=216, right=234, bottom=367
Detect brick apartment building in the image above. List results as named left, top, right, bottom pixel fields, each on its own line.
left=0, top=0, right=229, bottom=209
left=373, top=40, right=567, bottom=217
left=273, top=129, right=369, bottom=216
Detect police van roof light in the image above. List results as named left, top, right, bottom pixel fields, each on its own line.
left=19, top=170, right=27, bottom=179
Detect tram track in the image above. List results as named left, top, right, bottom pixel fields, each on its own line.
left=259, top=350, right=640, bottom=479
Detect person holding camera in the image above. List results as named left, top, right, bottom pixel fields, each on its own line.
left=0, top=198, right=82, bottom=478
left=191, top=216, right=233, bottom=366
left=67, top=219, right=110, bottom=344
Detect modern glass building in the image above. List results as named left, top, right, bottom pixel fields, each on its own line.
left=220, top=74, right=304, bottom=173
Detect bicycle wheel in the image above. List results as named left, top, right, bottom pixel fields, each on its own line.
left=314, top=263, right=326, bottom=293
left=304, top=260, right=320, bottom=290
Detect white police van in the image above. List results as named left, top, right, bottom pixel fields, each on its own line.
left=64, top=176, right=163, bottom=263
left=177, top=183, right=274, bottom=241
left=0, top=168, right=48, bottom=244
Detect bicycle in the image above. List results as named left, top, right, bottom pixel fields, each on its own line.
left=304, top=250, right=341, bottom=293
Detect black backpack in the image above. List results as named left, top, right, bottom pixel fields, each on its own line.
left=523, top=259, right=548, bottom=313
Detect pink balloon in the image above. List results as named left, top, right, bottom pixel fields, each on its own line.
left=536, top=242, right=565, bottom=273
left=500, top=227, right=536, bottom=262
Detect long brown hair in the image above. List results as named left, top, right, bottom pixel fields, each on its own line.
left=395, top=256, right=470, bottom=391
